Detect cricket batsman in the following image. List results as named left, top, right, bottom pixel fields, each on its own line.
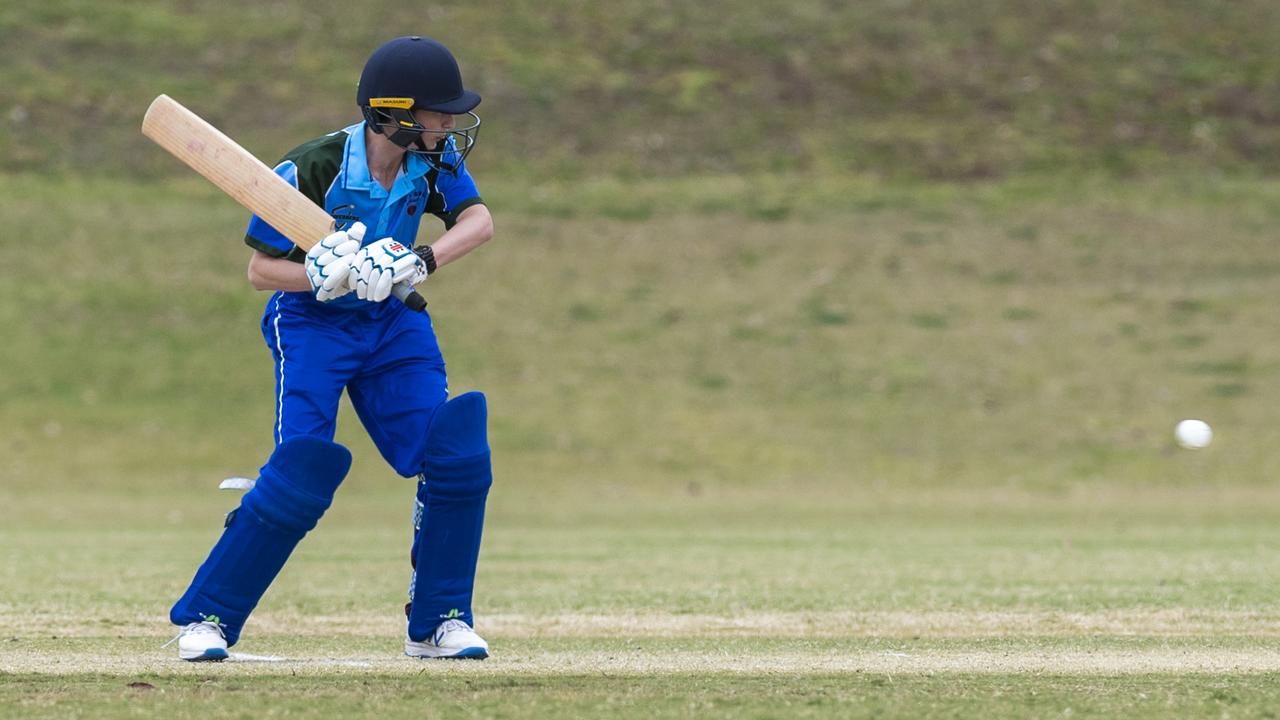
left=165, top=36, right=496, bottom=661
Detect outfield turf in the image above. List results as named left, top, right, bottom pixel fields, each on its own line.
left=5, top=490, right=1280, bottom=718
left=4, top=174, right=1280, bottom=717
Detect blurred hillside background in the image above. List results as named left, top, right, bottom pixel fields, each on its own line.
left=6, top=0, right=1280, bottom=180
left=2, top=0, right=1280, bottom=504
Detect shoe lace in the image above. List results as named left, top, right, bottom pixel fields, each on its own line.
left=439, top=619, right=471, bottom=633
left=161, top=613, right=228, bottom=648
left=432, top=618, right=472, bottom=642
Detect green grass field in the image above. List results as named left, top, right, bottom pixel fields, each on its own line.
left=4, top=172, right=1280, bottom=717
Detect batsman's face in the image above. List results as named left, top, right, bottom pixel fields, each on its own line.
left=412, top=109, right=456, bottom=144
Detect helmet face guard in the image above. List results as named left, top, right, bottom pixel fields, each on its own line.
left=362, top=100, right=480, bottom=173
left=356, top=37, right=483, bottom=174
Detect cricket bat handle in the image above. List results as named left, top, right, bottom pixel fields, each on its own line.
left=392, top=282, right=428, bottom=311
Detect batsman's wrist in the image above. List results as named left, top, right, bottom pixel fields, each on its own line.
left=414, top=245, right=437, bottom=274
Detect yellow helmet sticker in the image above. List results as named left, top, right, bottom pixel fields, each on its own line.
left=370, top=97, right=415, bottom=109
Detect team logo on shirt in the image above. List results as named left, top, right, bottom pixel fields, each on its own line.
left=331, top=204, right=360, bottom=229
left=407, top=190, right=426, bottom=217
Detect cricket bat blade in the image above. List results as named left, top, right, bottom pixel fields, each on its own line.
left=141, top=94, right=426, bottom=311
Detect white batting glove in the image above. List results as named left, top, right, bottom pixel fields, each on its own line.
left=305, top=222, right=365, bottom=302
left=347, top=237, right=427, bottom=302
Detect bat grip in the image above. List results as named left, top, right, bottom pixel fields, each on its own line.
left=392, top=282, right=428, bottom=312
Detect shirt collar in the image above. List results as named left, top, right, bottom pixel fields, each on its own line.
left=342, top=122, right=431, bottom=198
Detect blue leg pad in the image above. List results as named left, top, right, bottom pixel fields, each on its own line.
left=170, top=436, right=352, bottom=646
left=407, top=392, right=493, bottom=641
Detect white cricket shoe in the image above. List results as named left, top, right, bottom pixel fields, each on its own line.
left=405, top=619, right=489, bottom=659
left=169, top=617, right=229, bottom=662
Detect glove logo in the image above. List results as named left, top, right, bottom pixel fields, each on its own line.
left=387, top=242, right=406, bottom=253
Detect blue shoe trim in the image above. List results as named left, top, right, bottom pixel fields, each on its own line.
left=406, top=645, right=488, bottom=660
left=186, top=648, right=229, bottom=662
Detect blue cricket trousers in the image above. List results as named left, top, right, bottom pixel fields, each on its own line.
left=261, top=292, right=448, bottom=476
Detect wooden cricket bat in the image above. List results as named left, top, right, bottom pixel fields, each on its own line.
left=141, top=94, right=426, bottom=311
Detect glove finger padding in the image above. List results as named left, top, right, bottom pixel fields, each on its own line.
left=349, top=258, right=384, bottom=301
left=319, top=266, right=349, bottom=293
left=348, top=258, right=367, bottom=299
left=305, top=222, right=365, bottom=302
left=316, top=240, right=360, bottom=267
left=348, top=237, right=425, bottom=302
left=370, top=266, right=396, bottom=302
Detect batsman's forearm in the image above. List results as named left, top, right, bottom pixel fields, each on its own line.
left=428, top=204, right=494, bottom=269
left=247, top=250, right=313, bottom=292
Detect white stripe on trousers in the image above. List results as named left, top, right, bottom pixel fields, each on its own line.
left=270, top=294, right=287, bottom=445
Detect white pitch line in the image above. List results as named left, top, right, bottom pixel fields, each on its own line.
left=8, top=609, right=1280, bottom=642
left=229, top=652, right=372, bottom=667
left=8, top=648, right=1280, bottom=676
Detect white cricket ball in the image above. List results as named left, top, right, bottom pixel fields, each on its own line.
left=1175, top=419, right=1213, bottom=449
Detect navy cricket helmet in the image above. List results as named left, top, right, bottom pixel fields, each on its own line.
left=357, top=36, right=481, bottom=172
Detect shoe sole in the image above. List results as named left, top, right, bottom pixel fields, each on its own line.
left=180, top=648, right=229, bottom=662
left=405, top=646, right=489, bottom=660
